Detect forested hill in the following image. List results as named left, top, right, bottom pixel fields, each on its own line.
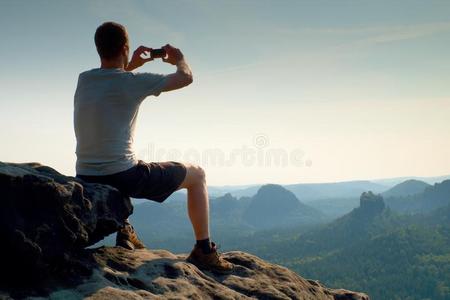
left=385, top=179, right=450, bottom=214
left=382, top=179, right=430, bottom=198
left=236, top=191, right=450, bottom=300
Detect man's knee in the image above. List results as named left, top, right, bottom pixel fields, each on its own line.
left=189, top=164, right=206, bottom=184
left=181, top=164, right=206, bottom=188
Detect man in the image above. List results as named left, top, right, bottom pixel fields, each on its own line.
left=74, top=22, right=233, bottom=274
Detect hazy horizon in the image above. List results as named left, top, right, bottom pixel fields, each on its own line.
left=1, top=1, right=449, bottom=185
left=207, top=173, right=450, bottom=187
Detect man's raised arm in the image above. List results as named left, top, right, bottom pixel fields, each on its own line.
left=161, top=44, right=193, bottom=92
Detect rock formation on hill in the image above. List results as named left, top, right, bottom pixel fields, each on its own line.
left=0, top=162, right=369, bottom=299
left=359, top=191, right=385, bottom=215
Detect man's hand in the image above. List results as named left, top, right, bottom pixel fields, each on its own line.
left=125, top=46, right=154, bottom=71
left=162, top=44, right=185, bottom=65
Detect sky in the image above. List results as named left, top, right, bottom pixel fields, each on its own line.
left=1, top=0, right=449, bottom=185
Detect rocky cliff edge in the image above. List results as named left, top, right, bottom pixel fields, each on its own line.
left=0, top=162, right=369, bottom=300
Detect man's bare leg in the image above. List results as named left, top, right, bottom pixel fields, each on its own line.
left=179, top=163, right=234, bottom=273
left=177, top=164, right=210, bottom=241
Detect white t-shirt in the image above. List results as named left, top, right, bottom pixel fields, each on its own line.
left=74, top=68, right=168, bottom=175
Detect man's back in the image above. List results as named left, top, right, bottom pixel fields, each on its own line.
left=74, top=68, right=167, bottom=175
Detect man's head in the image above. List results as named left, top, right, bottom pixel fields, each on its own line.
left=94, top=22, right=129, bottom=66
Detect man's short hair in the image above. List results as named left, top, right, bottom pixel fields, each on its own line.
left=94, top=22, right=128, bottom=59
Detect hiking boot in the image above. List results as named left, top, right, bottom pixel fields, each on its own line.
left=116, top=221, right=146, bottom=250
left=186, top=242, right=234, bottom=275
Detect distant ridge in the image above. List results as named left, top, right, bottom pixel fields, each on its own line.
left=382, top=179, right=430, bottom=198
left=371, top=174, right=450, bottom=186
left=385, top=179, right=450, bottom=214
left=208, top=174, right=450, bottom=200
left=210, top=180, right=388, bottom=201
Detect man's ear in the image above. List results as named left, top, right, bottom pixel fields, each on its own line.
left=122, top=44, right=130, bottom=67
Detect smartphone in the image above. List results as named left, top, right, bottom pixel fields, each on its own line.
left=150, top=48, right=167, bottom=59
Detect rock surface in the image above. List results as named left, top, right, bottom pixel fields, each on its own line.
left=0, top=162, right=133, bottom=281
left=0, top=162, right=369, bottom=299
left=3, top=246, right=369, bottom=299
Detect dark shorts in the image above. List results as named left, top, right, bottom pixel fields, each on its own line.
left=76, top=160, right=187, bottom=203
